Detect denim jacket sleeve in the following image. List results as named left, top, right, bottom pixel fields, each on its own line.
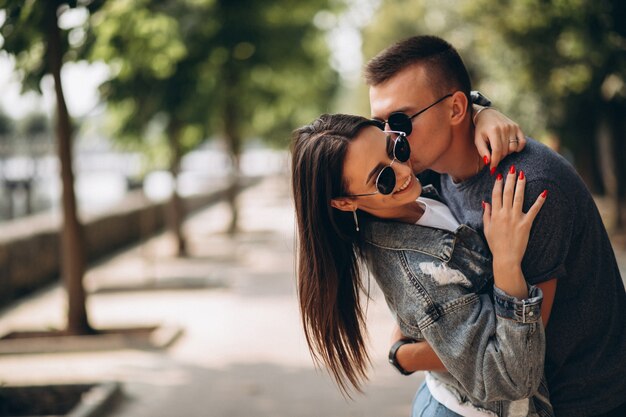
left=421, top=285, right=545, bottom=403
left=366, top=224, right=545, bottom=402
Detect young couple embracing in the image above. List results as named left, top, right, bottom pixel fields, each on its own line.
left=291, top=35, right=626, bottom=417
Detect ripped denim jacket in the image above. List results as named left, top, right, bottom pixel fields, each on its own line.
left=361, top=220, right=553, bottom=417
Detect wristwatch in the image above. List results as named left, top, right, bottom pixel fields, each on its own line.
left=470, top=90, right=492, bottom=107
left=389, top=338, right=417, bottom=375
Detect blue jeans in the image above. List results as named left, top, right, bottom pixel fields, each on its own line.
left=412, top=382, right=462, bottom=417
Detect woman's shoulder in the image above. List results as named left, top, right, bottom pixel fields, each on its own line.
left=361, top=219, right=456, bottom=263
left=361, top=221, right=492, bottom=294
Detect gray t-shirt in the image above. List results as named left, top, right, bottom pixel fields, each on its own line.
left=438, top=138, right=626, bottom=416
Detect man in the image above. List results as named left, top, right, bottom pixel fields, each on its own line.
left=365, top=35, right=626, bottom=417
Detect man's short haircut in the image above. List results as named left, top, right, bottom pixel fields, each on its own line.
left=364, top=35, right=472, bottom=100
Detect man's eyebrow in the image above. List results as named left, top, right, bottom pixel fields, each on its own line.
left=371, top=108, right=412, bottom=120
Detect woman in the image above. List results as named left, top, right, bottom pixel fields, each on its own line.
left=291, top=113, right=552, bottom=416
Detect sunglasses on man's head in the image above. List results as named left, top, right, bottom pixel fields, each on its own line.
left=342, top=131, right=411, bottom=197
left=372, top=93, right=453, bottom=136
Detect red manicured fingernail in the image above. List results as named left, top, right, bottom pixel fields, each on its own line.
left=483, top=155, right=489, bottom=165
left=481, top=200, right=486, bottom=210
left=509, top=165, right=515, bottom=174
left=496, top=173, right=503, bottom=181
left=541, top=189, right=548, bottom=198
left=519, top=170, right=524, bottom=180
left=490, top=167, right=496, bottom=176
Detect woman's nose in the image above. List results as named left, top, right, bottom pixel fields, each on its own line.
left=393, top=159, right=412, bottom=176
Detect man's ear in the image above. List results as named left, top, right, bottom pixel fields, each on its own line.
left=450, top=91, right=469, bottom=126
left=330, top=197, right=357, bottom=212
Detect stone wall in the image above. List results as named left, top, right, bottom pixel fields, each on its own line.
left=0, top=180, right=256, bottom=307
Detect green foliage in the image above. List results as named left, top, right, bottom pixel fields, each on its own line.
left=87, top=0, right=193, bottom=163
left=0, top=0, right=104, bottom=92
left=464, top=0, right=626, bottom=194
left=86, top=0, right=339, bottom=162
left=0, top=0, right=49, bottom=92
left=360, top=0, right=626, bottom=191
left=466, top=2, right=625, bottom=105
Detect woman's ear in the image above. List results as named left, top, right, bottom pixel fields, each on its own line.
left=330, top=197, right=357, bottom=212
left=450, top=91, right=469, bottom=126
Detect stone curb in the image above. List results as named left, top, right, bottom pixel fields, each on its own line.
left=68, top=382, right=122, bottom=417
left=0, top=324, right=183, bottom=355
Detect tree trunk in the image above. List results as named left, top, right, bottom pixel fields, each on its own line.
left=597, top=114, right=619, bottom=231
left=167, top=119, right=187, bottom=257
left=24, top=180, right=33, bottom=215
left=45, top=1, right=93, bottom=335
left=223, top=96, right=241, bottom=236
left=611, top=101, right=626, bottom=231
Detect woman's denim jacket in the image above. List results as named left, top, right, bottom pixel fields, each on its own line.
left=361, top=219, right=553, bottom=417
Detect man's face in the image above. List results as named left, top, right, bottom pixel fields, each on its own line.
left=369, top=64, right=453, bottom=174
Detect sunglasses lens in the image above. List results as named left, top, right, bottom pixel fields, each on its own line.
left=394, top=136, right=411, bottom=162
left=387, top=113, right=413, bottom=135
left=376, top=166, right=396, bottom=195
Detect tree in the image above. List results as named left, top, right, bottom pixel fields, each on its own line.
left=360, top=0, right=626, bottom=230
left=0, top=0, right=105, bottom=335
left=21, top=112, right=52, bottom=215
left=0, top=108, right=13, bottom=169
left=206, top=0, right=339, bottom=233
left=87, top=0, right=339, bottom=246
left=0, top=108, right=14, bottom=218
left=86, top=0, right=196, bottom=256
left=465, top=0, right=626, bottom=229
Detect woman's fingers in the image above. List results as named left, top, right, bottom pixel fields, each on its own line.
left=488, top=129, right=504, bottom=172
left=525, top=189, right=548, bottom=223
left=474, top=136, right=491, bottom=168
left=482, top=200, right=492, bottom=230
left=491, top=172, right=504, bottom=210
left=502, top=165, right=517, bottom=209
left=515, top=127, right=527, bottom=152
left=492, top=125, right=524, bottom=170
left=513, top=170, right=526, bottom=212
left=491, top=169, right=546, bottom=222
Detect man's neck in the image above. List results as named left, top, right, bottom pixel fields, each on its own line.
left=440, top=123, right=482, bottom=183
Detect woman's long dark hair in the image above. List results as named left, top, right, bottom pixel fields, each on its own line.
left=291, top=114, right=379, bottom=395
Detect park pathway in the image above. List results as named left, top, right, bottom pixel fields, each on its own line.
left=0, top=175, right=420, bottom=417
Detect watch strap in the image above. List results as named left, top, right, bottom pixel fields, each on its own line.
left=470, top=90, right=492, bottom=107
left=388, top=338, right=417, bottom=375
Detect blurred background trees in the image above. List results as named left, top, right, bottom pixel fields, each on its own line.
left=467, top=0, right=626, bottom=228
left=0, top=0, right=106, bottom=335
left=0, top=0, right=339, bottom=334
left=85, top=0, right=338, bottom=253
left=360, top=0, right=626, bottom=229
left=0, top=0, right=625, bottom=334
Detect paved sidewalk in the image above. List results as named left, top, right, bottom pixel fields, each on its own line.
left=2, top=175, right=625, bottom=417
left=0, top=175, right=420, bottom=417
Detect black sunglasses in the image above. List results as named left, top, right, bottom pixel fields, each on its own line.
left=342, top=131, right=411, bottom=197
left=373, top=93, right=453, bottom=136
